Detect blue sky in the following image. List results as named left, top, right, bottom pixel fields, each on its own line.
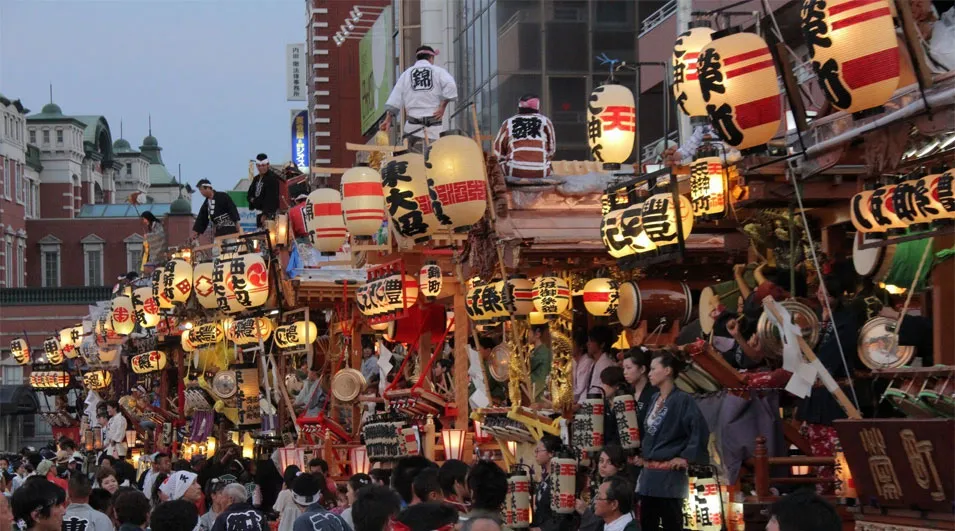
left=0, top=0, right=305, bottom=212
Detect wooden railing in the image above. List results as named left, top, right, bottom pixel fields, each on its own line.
left=753, top=436, right=836, bottom=498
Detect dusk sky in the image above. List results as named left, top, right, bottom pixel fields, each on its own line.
left=0, top=0, right=305, bottom=211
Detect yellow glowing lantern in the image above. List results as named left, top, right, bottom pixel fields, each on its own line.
left=672, top=22, right=715, bottom=118
left=600, top=204, right=657, bottom=258
left=58, top=325, right=84, bottom=351
left=226, top=253, right=270, bottom=311
left=273, top=321, right=318, bottom=349
left=131, top=350, right=167, bottom=374
left=151, top=267, right=174, bottom=310
left=424, top=133, right=489, bottom=232
left=10, top=338, right=31, bottom=365
left=532, top=276, right=570, bottom=318
left=181, top=323, right=224, bottom=352
left=226, top=317, right=274, bottom=345
left=850, top=189, right=881, bottom=233
left=350, top=446, right=370, bottom=475
left=801, top=0, right=899, bottom=114
left=583, top=278, right=619, bottom=317
left=418, top=263, right=443, bottom=299
left=83, top=370, right=113, bottom=390
left=698, top=30, right=782, bottom=151
left=305, top=188, right=348, bottom=253
left=192, top=261, right=218, bottom=309
left=43, top=337, right=63, bottom=365
left=211, top=257, right=247, bottom=314
left=925, top=170, right=955, bottom=224
left=872, top=184, right=908, bottom=232
left=341, top=165, right=386, bottom=237
left=506, top=277, right=536, bottom=317
left=640, top=193, right=694, bottom=252
left=110, top=296, right=136, bottom=335
left=587, top=83, right=636, bottom=165
left=381, top=152, right=438, bottom=241
left=380, top=274, right=419, bottom=317
left=689, top=477, right=723, bottom=531
left=161, top=259, right=193, bottom=303
left=369, top=321, right=390, bottom=332
left=689, top=146, right=727, bottom=220
left=30, top=370, right=71, bottom=390
left=265, top=214, right=289, bottom=248
left=466, top=281, right=512, bottom=323
left=132, top=287, right=161, bottom=328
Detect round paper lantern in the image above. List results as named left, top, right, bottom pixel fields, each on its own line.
left=801, top=0, right=899, bottom=114
left=600, top=204, right=657, bottom=258
left=151, top=267, right=174, bottom=309
left=532, top=276, right=570, bottom=318
left=611, top=394, right=641, bottom=450
left=226, top=317, right=274, bottom=345
left=181, top=323, right=224, bottom=352
left=926, top=170, right=955, bottom=224
left=586, top=83, right=636, bottom=165
left=341, top=165, right=386, bottom=237
left=418, top=263, right=443, bottom=299
left=550, top=457, right=577, bottom=514
left=192, top=261, right=218, bottom=309
left=506, top=472, right=532, bottom=528
left=227, top=253, right=270, bottom=311
left=465, top=281, right=511, bottom=323
left=211, top=257, right=247, bottom=314
left=161, top=259, right=193, bottom=303
left=698, top=30, right=782, bottom=151
left=43, top=337, right=62, bottom=365
left=528, top=311, right=548, bottom=325
left=132, top=287, right=161, bottom=328
left=131, top=350, right=167, bottom=374
left=583, top=278, right=619, bottom=317
left=689, top=147, right=727, bottom=219
left=850, top=189, right=881, bottom=233
left=381, top=152, right=439, bottom=241
left=83, top=371, right=113, bottom=390
left=672, top=22, right=715, bottom=118
left=305, top=188, right=347, bottom=253
left=10, top=338, right=30, bottom=365
left=111, top=296, right=136, bottom=335
left=274, top=321, right=318, bottom=349
left=640, top=193, right=694, bottom=251
left=57, top=325, right=83, bottom=359
left=506, top=277, right=535, bottom=317
left=424, top=133, right=489, bottom=232
left=382, top=274, right=419, bottom=316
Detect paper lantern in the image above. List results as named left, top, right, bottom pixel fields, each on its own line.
left=265, top=213, right=289, bottom=248
left=380, top=274, right=419, bottom=318
left=29, top=370, right=70, bottom=390
left=110, top=296, right=136, bottom=335
left=689, top=147, right=727, bottom=220
left=600, top=203, right=657, bottom=258
left=132, top=287, right=161, bottom=328
left=850, top=189, right=881, bottom=233
left=550, top=457, right=577, bottom=514
left=506, top=471, right=532, bottom=528
left=506, top=277, right=535, bottom=317
left=689, top=477, right=723, bottom=531
left=341, top=165, right=386, bottom=237
left=926, top=170, right=955, bottom=224
left=698, top=30, right=782, bottom=151
left=801, top=0, right=899, bottom=114
left=466, top=281, right=512, bottom=323
left=381, top=152, right=439, bottom=241
left=441, top=429, right=466, bottom=461
left=424, top=133, right=489, bottom=232
left=672, top=22, right=716, bottom=118
left=58, top=325, right=84, bottom=351
left=887, top=173, right=955, bottom=227
left=151, top=267, right=174, bottom=309
left=640, top=193, right=694, bottom=251
left=418, top=263, right=443, bottom=299
left=572, top=394, right=605, bottom=452
left=305, top=188, right=347, bottom=253
left=181, top=323, right=224, bottom=352
left=350, top=446, right=371, bottom=475
left=10, top=338, right=30, bottom=365
left=161, top=259, right=193, bottom=303
left=611, top=394, right=640, bottom=450
left=273, top=321, right=318, bottom=349
left=586, top=83, right=636, bottom=165
left=192, top=261, right=217, bottom=309
left=210, top=257, right=246, bottom=314
left=583, top=278, right=619, bottom=317
left=226, top=317, right=274, bottom=345
left=226, top=253, right=270, bottom=311
left=83, top=370, right=113, bottom=390
left=42, top=337, right=63, bottom=365
left=131, top=350, right=167, bottom=374
left=531, top=276, right=570, bottom=318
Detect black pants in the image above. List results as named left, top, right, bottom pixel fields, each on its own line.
left=640, top=496, right=684, bottom=531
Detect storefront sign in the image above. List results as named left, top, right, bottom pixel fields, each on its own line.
left=291, top=109, right=309, bottom=173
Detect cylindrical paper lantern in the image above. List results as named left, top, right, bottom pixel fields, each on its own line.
left=161, top=259, right=193, bottom=303
left=926, top=170, right=955, bottom=224
left=83, top=370, right=113, bottom=390
left=689, top=147, right=727, bottom=219
left=381, top=152, right=438, bottom=240
left=424, top=133, right=489, bottom=232
left=111, top=296, right=136, bottom=335
left=531, top=276, right=570, bottom=317
left=10, top=338, right=30, bottom=365
left=43, top=337, right=63, bottom=365
left=611, top=394, right=641, bottom=450
left=506, top=472, right=532, bottom=528
left=873, top=184, right=908, bottom=231
left=698, top=30, right=782, bottom=151
left=192, top=261, right=218, bottom=309
left=572, top=394, right=605, bottom=452
left=211, top=257, right=246, bottom=314
left=151, top=267, right=174, bottom=309
left=586, top=84, right=636, bottom=164
left=305, top=188, right=348, bottom=253
left=801, top=0, right=899, bottom=114
left=418, top=263, right=443, bottom=299
left=850, top=189, right=881, bottom=233
left=341, top=165, right=386, bottom=237
left=226, top=317, right=274, bottom=345
left=672, top=22, right=715, bottom=118
left=181, top=323, right=223, bottom=352
left=274, top=321, right=319, bottom=349
left=550, top=457, right=577, bottom=514
left=131, top=350, right=167, bottom=374
left=601, top=204, right=657, bottom=258
left=466, top=281, right=511, bottom=323
left=132, top=287, right=161, bottom=328
left=506, top=277, right=535, bottom=317
left=690, top=477, right=723, bottom=531
left=57, top=325, right=83, bottom=359
left=639, top=193, right=694, bottom=251
left=380, top=273, right=418, bottom=317
left=227, top=253, right=270, bottom=310
left=583, top=278, right=619, bottom=317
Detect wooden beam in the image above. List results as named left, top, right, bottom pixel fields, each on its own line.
left=736, top=180, right=858, bottom=208
left=453, top=288, right=469, bottom=429
left=932, top=233, right=954, bottom=365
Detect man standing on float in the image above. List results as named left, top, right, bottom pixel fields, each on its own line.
left=380, top=45, right=458, bottom=152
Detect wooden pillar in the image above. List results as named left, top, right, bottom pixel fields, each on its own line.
left=932, top=233, right=954, bottom=365
left=453, top=290, right=469, bottom=429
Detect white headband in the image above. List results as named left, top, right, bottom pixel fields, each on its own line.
left=256, top=159, right=270, bottom=165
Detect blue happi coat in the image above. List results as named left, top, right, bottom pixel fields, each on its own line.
left=636, top=388, right=710, bottom=499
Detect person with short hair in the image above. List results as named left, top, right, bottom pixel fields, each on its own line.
left=587, top=326, right=617, bottom=393
left=88, top=488, right=113, bottom=517
left=529, top=436, right=573, bottom=531
left=150, top=499, right=200, bottom=531
left=593, top=476, right=636, bottom=531
left=392, top=456, right=438, bottom=507
left=351, top=485, right=401, bottom=531
left=63, top=473, right=114, bottom=531
left=395, top=502, right=458, bottom=531
left=192, top=179, right=241, bottom=239
left=95, top=466, right=120, bottom=494
left=492, top=94, right=557, bottom=180
left=767, top=490, right=841, bottom=531
left=464, top=461, right=506, bottom=524
left=199, top=478, right=231, bottom=531
left=411, top=468, right=442, bottom=504
left=275, top=470, right=322, bottom=531
left=115, top=489, right=151, bottom=531
left=10, top=478, right=66, bottom=531
left=437, top=459, right=469, bottom=513
left=339, top=473, right=371, bottom=531
left=291, top=476, right=351, bottom=531
left=211, top=483, right=269, bottom=531
left=248, top=153, right=282, bottom=227
left=381, top=45, right=458, bottom=151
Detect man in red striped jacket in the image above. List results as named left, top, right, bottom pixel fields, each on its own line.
left=492, top=95, right=556, bottom=180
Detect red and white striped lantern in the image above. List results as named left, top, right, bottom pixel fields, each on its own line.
left=698, top=30, right=782, bottom=151
left=305, top=188, right=348, bottom=253
left=672, top=22, right=715, bottom=118
left=801, top=0, right=900, bottom=115
left=531, top=276, right=571, bottom=318
left=424, top=133, right=488, bottom=233
left=583, top=278, right=619, bottom=317
left=341, top=165, right=386, bottom=237
left=506, top=277, right=535, bottom=317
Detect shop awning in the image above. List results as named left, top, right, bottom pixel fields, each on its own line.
left=0, top=385, right=39, bottom=416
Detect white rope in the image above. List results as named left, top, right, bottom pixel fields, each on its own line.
left=788, top=168, right=861, bottom=410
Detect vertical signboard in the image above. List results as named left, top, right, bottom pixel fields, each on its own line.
left=359, top=9, right=394, bottom=134
left=291, top=110, right=309, bottom=174
left=227, top=191, right=259, bottom=234
left=286, top=43, right=306, bottom=101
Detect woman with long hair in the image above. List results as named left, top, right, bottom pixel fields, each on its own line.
left=621, top=348, right=657, bottom=441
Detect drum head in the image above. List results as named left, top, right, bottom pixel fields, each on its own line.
left=853, top=233, right=885, bottom=277
left=858, top=316, right=915, bottom=369
left=332, top=368, right=366, bottom=402
left=616, top=282, right=640, bottom=329
left=756, top=300, right=820, bottom=356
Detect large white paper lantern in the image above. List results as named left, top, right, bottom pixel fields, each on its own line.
left=111, top=296, right=136, bottom=335
left=341, top=165, right=386, bottom=237
left=161, top=259, right=193, bottom=303
left=305, top=188, right=348, bottom=253
left=424, top=133, right=489, bottom=233
left=532, top=276, right=570, bottom=318
left=586, top=84, right=636, bottom=165
left=639, top=193, right=694, bottom=252
left=132, top=287, right=161, bottom=328
left=583, top=278, right=619, bottom=317
left=672, top=22, right=715, bottom=118
left=226, top=253, right=270, bottom=311
left=192, top=261, right=218, bottom=309
left=274, top=321, right=318, bottom=349
left=381, top=152, right=439, bottom=241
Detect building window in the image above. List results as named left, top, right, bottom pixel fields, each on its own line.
left=42, top=250, right=60, bottom=287
left=16, top=240, right=25, bottom=287
left=126, top=163, right=132, bottom=176
left=127, top=244, right=143, bottom=273
left=42, top=129, right=50, bottom=144
left=1, top=365, right=23, bottom=385
left=56, top=129, right=64, bottom=143
left=15, top=163, right=23, bottom=203
left=85, top=248, right=102, bottom=286
left=3, top=237, right=12, bottom=287
left=1, top=158, right=8, bottom=199
left=29, top=130, right=36, bottom=144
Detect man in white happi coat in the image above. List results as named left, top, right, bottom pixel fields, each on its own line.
left=381, top=45, right=458, bottom=151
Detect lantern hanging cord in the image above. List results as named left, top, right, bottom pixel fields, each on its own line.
left=787, top=168, right=860, bottom=411
left=759, top=0, right=825, bottom=110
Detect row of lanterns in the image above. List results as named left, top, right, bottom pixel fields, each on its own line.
left=850, top=170, right=955, bottom=234
left=355, top=274, right=420, bottom=323
left=465, top=276, right=569, bottom=324
left=601, top=192, right=694, bottom=259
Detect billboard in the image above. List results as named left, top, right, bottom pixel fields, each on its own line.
left=286, top=43, right=306, bottom=101
left=291, top=109, right=309, bottom=173
left=359, top=9, right=394, bottom=134
left=227, top=191, right=259, bottom=234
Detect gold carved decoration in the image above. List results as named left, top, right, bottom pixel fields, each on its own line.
left=860, top=428, right=903, bottom=501
left=899, top=429, right=946, bottom=502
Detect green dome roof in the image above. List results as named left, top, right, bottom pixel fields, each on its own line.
left=41, top=103, right=62, bottom=115
left=169, top=196, right=192, bottom=215
left=142, top=135, right=159, bottom=147
left=113, top=138, right=131, bottom=149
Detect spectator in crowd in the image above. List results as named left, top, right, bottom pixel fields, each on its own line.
left=291, top=476, right=351, bottom=531
left=199, top=478, right=231, bottom=531
left=369, top=469, right=390, bottom=487
left=593, top=477, right=636, bottom=531
left=307, top=459, right=337, bottom=498
left=11, top=462, right=32, bottom=493
left=767, top=490, right=841, bottom=531
left=339, top=473, right=371, bottom=530
left=150, top=499, right=199, bottom=531
left=10, top=478, right=66, bottom=531
left=395, top=502, right=459, bottom=531
left=576, top=445, right=628, bottom=531
left=88, top=488, right=113, bottom=520
left=0, top=493, right=14, bottom=531
left=462, top=518, right=502, bottom=531
left=34, top=461, right=66, bottom=493
left=141, top=453, right=170, bottom=496
left=115, top=489, right=151, bottom=531
left=412, top=468, right=442, bottom=504
left=572, top=330, right=594, bottom=403
left=150, top=472, right=169, bottom=507
left=95, top=466, right=120, bottom=494
left=530, top=435, right=575, bottom=531
left=275, top=470, right=321, bottom=531
left=437, top=459, right=470, bottom=513
left=159, top=471, right=202, bottom=503
left=63, top=474, right=114, bottom=531
left=392, top=456, right=438, bottom=508
left=211, top=483, right=269, bottom=531
left=587, top=326, right=617, bottom=393
left=464, top=461, right=507, bottom=523
left=351, top=485, right=401, bottom=531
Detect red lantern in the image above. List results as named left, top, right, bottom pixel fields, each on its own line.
left=341, top=165, right=386, bottom=237
left=305, top=188, right=347, bottom=253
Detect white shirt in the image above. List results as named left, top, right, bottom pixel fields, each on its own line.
left=142, top=468, right=159, bottom=500
left=604, top=512, right=633, bottom=531
left=385, top=59, right=458, bottom=140
left=589, top=352, right=618, bottom=393
left=106, top=412, right=128, bottom=456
